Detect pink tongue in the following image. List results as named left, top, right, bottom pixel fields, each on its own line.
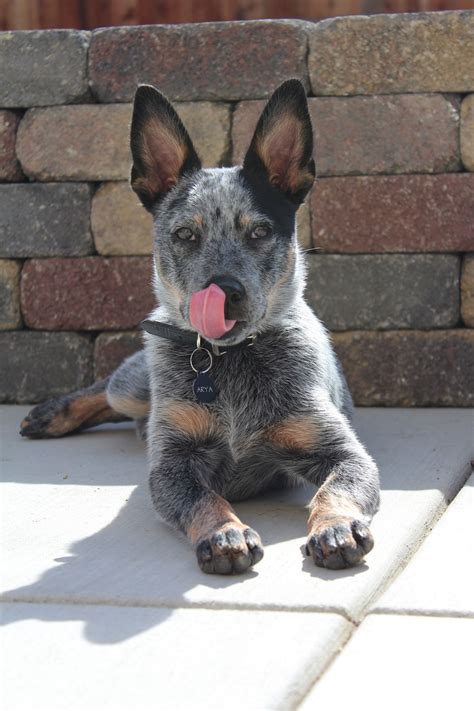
left=189, top=283, right=237, bottom=339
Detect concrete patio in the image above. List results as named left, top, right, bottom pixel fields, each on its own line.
left=1, top=405, right=473, bottom=710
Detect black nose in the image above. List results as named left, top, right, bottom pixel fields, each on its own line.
left=208, top=275, right=246, bottom=303
left=206, top=274, right=246, bottom=321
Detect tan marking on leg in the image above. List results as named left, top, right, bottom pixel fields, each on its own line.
left=187, top=494, right=242, bottom=545
left=165, top=401, right=220, bottom=440
left=107, top=393, right=150, bottom=419
left=264, top=415, right=319, bottom=452
left=44, top=393, right=111, bottom=436
left=84, top=406, right=129, bottom=427
left=308, top=489, right=363, bottom=534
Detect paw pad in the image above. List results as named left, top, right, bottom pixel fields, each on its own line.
left=196, top=526, right=264, bottom=575
left=306, top=519, right=374, bottom=570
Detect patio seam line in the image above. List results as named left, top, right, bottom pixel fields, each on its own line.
left=285, top=619, right=355, bottom=711
left=0, top=596, right=358, bottom=622
left=2, top=462, right=471, bottom=625
left=348, top=499, right=449, bottom=622
left=370, top=608, right=474, bottom=619
left=3, top=408, right=473, bottom=711
left=291, top=472, right=474, bottom=708
left=349, top=459, right=474, bottom=623
left=290, top=623, right=356, bottom=711
left=292, top=606, right=474, bottom=711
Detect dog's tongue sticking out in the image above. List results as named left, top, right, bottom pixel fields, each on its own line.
left=189, top=283, right=236, bottom=340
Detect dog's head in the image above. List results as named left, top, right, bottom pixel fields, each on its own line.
left=130, top=79, right=315, bottom=345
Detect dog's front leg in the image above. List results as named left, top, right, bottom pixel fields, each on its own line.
left=301, top=400, right=380, bottom=570
left=148, top=402, right=264, bottom=575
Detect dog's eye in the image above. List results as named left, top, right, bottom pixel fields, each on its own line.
left=174, top=227, right=196, bottom=242
left=250, top=225, right=272, bottom=240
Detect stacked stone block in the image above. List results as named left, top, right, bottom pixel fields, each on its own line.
left=0, top=13, right=473, bottom=405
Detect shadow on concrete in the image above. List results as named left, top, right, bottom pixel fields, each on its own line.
left=3, top=406, right=471, bottom=643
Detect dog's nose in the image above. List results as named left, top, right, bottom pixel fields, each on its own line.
left=207, top=276, right=246, bottom=304
left=206, top=275, right=246, bottom=317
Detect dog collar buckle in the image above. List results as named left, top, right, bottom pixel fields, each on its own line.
left=211, top=334, right=255, bottom=356
left=211, top=343, right=227, bottom=356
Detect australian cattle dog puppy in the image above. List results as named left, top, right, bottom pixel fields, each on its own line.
left=21, top=80, right=380, bottom=575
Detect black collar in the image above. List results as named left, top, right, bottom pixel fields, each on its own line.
left=141, top=319, right=256, bottom=353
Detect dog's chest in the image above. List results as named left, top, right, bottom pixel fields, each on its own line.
left=215, top=353, right=289, bottom=416
left=152, top=334, right=316, bottom=441
left=215, top=341, right=317, bottom=446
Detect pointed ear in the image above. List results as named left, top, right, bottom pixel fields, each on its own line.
left=243, top=79, right=315, bottom=205
left=130, top=85, right=201, bottom=211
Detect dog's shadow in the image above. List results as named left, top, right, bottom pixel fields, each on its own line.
left=1, top=422, right=369, bottom=644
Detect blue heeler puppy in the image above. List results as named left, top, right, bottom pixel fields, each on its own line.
left=21, top=80, right=380, bottom=575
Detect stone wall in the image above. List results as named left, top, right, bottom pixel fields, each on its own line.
left=1, top=12, right=473, bottom=406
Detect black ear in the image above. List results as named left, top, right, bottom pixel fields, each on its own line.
left=243, top=79, right=315, bottom=205
left=130, top=85, right=201, bottom=211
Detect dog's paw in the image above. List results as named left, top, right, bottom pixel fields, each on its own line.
left=19, top=397, right=71, bottom=439
left=306, top=519, right=374, bottom=570
left=196, top=524, right=264, bottom=575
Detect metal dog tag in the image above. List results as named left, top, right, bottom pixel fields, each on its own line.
left=193, top=371, right=219, bottom=403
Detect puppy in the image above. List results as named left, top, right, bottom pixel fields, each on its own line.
left=21, top=80, right=380, bottom=575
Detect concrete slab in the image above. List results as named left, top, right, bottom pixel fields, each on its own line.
left=300, top=614, right=474, bottom=711
left=0, top=603, right=350, bottom=711
left=1, top=407, right=473, bottom=620
left=372, top=473, right=474, bottom=617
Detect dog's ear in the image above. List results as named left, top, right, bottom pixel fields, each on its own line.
left=243, top=79, right=315, bottom=205
left=130, top=85, right=201, bottom=211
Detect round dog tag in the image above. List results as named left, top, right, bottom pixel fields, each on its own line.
left=193, top=372, right=219, bottom=403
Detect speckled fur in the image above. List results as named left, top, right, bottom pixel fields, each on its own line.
left=21, top=81, right=379, bottom=574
